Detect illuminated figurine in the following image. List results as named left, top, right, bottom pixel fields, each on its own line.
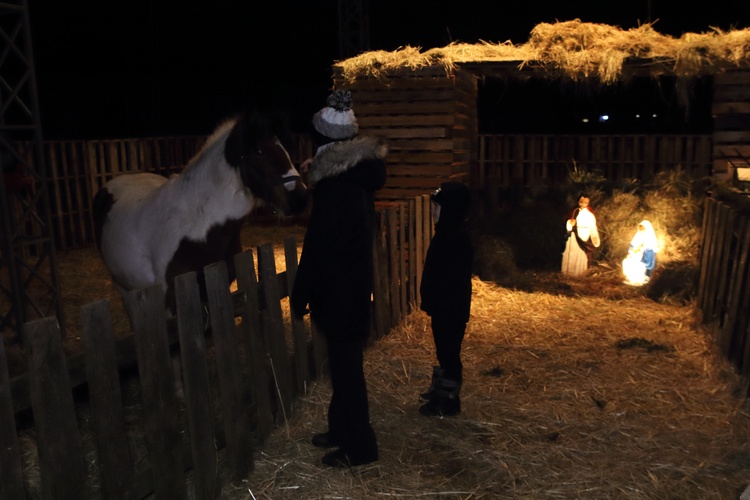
left=561, top=193, right=601, bottom=276
left=622, top=220, right=658, bottom=285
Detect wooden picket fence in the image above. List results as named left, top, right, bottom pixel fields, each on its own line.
left=696, top=194, right=750, bottom=383
left=12, top=132, right=713, bottom=251
left=0, top=194, right=432, bottom=499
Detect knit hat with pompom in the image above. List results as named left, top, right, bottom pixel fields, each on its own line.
left=312, top=89, right=358, bottom=140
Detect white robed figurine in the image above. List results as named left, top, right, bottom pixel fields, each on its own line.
left=622, top=220, right=658, bottom=286
left=561, top=193, right=601, bottom=276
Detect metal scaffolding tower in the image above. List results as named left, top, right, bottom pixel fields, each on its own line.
left=338, top=0, right=370, bottom=59
left=0, top=0, right=62, bottom=342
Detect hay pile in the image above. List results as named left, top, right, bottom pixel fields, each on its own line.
left=337, top=19, right=750, bottom=84
left=221, top=276, right=750, bottom=499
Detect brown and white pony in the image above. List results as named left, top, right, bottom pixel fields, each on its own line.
left=93, top=110, right=308, bottom=312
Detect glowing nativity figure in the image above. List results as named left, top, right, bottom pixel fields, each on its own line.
left=622, top=220, right=659, bottom=286
left=561, top=193, right=601, bottom=276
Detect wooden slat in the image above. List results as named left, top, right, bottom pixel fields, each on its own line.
left=386, top=138, right=457, bottom=151
left=25, top=317, right=88, bottom=500
left=356, top=100, right=458, bottom=115
left=283, top=236, right=310, bottom=394
left=205, top=262, right=254, bottom=480
left=721, top=219, right=750, bottom=358
left=0, top=324, right=25, bottom=500
left=398, top=203, right=408, bottom=314
left=81, top=300, right=136, bottom=500
left=174, top=273, right=220, bottom=499
left=713, top=102, right=750, bottom=114
left=358, top=114, right=456, bottom=127
left=257, top=243, right=294, bottom=419
left=352, top=89, right=460, bottom=103
left=371, top=127, right=449, bottom=139
left=371, top=210, right=387, bottom=340
left=387, top=207, right=401, bottom=325
left=233, top=250, right=275, bottom=443
left=127, top=285, right=188, bottom=500
left=714, top=131, right=750, bottom=144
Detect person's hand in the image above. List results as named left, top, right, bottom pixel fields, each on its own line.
left=569, top=218, right=576, bottom=227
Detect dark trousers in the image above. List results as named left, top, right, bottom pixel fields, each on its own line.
left=326, top=335, right=378, bottom=460
left=431, top=315, right=467, bottom=383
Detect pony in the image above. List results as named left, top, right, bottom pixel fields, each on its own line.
left=93, top=110, right=308, bottom=312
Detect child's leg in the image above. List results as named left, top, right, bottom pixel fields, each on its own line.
left=431, top=316, right=466, bottom=383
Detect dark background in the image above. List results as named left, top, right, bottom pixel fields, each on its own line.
left=27, top=0, right=750, bottom=139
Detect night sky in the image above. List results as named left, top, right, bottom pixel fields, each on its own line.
left=27, top=0, right=750, bottom=139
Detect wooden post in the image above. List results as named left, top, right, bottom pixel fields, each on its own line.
left=284, top=236, right=311, bottom=394
left=81, top=300, right=136, bottom=500
left=0, top=323, right=24, bottom=500
left=204, top=262, right=255, bottom=479
left=234, top=250, right=275, bottom=443
left=25, top=317, right=88, bottom=500
left=174, top=273, right=220, bottom=498
left=127, top=285, right=188, bottom=500
left=258, top=243, right=295, bottom=419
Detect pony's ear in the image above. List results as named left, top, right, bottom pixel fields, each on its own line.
left=224, top=116, right=246, bottom=166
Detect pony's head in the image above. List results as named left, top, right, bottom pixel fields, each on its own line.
left=224, top=110, right=308, bottom=215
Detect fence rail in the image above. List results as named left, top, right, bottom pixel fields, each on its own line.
left=476, top=134, right=713, bottom=189
left=8, top=132, right=714, bottom=252
left=1, top=192, right=431, bottom=499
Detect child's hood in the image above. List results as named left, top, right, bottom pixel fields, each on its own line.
left=433, top=181, right=471, bottom=230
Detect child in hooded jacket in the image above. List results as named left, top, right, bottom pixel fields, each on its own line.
left=419, top=182, right=473, bottom=417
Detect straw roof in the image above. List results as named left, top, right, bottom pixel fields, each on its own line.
left=336, top=20, right=750, bottom=84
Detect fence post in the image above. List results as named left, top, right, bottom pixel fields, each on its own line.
left=284, top=236, right=311, bottom=394
left=127, top=285, right=188, bottom=500
left=205, top=261, right=255, bottom=480
left=258, top=243, right=295, bottom=419
left=0, top=325, right=24, bottom=500
left=234, top=250, right=276, bottom=443
left=81, top=300, right=136, bottom=500
left=25, top=317, right=88, bottom=500
left=174, top=273, right=220, bottom=498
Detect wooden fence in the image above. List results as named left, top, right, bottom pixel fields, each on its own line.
left=696, top=194, right=750, bottom=383
left=13, top=132, right=713, bottom=252
left=0, top=194, right=432, bottom=499
left=477, top=134, right=713, bottom=189
left=21, top=134, right=313, bottom=251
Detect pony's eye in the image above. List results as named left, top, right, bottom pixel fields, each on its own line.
left=256, top=148, right=263, bottom=155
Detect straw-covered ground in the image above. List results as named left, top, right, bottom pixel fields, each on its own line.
left=219, top=271, right=750, bottom=499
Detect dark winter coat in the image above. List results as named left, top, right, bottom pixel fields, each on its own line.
left=291, top=136, right=387, bottom=340
left=420, top=182, right=473, bottom=324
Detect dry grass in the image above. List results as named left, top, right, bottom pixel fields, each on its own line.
left=337, top=20, right=750, bottom=84
left=220, top=274, right=750, bottom=499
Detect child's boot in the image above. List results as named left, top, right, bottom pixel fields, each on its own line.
left=419, top=366, right=444, bottom=401
left=419, top=377, right=461, bottom=417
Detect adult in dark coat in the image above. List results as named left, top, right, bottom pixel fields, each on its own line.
left=291, top=89, right=386, bottom=467
left=419, top=181, right=473, bottom=416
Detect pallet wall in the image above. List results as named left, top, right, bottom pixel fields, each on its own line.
left=712, top=69, right=750, bottom=181
left=334, top=66, right=478, bottom=200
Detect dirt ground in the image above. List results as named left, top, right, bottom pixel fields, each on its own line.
left=7, top=223, right=750, bottom=499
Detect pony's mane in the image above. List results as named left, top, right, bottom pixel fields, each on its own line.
left=183, top=118, right=237, bottom=172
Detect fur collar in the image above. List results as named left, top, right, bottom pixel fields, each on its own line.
left=309, top=136, right=387, bottom=185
